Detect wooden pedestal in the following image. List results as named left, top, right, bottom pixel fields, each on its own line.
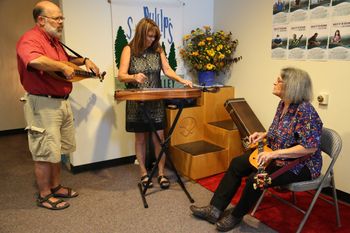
left=166, top=86, right=244, bottom=180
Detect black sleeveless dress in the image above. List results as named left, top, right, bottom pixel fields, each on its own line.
left=125, top=50, right=166, bottom=132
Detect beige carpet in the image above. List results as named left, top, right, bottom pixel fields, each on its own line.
left=0, top=133, right=276, bottom=233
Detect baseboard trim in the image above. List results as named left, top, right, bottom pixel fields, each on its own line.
left=70, top=155, right=136, bottom=174
left=323, top=187, right=350, bottom=205
left=0, top=128, right=25, bottom=136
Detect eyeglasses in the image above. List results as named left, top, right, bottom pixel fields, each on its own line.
left=41, top=15, right=65, bottom=22
left=276, top=77, right=284, bottom=84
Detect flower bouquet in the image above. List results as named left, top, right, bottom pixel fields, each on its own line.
left=180, top=26, right=241, bottom=75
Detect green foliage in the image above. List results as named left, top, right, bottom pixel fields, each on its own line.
left=161, top=41, right=167, bottom=57
left=114, top=26, right=128, bottom=69
left=168, top=42, right=177, bottom=71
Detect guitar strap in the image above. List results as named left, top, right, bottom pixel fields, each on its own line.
left=59, top=41, right=83, bottom=58
left=270, top=154, right=312, bottom=180
left=59, top=41, right=100, bottom=77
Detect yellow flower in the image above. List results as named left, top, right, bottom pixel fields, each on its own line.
left=198, top=41, right=205, bottom=46
left=203, top=25, right=211, bottom=31
left=183, top=34, right=191, bottom=40
left=206, top=37, right=213, bottom=41
left=216, top=44, right=223, bottom=51
left=206, top=49, right=215, bottom=57
left=206, top=64, right=215, bottom=70
left=218, top=53, right=225, bottom=59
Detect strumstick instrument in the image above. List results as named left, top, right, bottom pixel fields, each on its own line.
left=249, top=140, right=273, bottom=169
left=251, top=140, right=273, bottom=190
left=251, top=140, right=312, bottom=190
left=48, top=61, right=106, bottom=82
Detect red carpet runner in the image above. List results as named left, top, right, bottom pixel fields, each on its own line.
left=197, top=173, right=350, bottom=233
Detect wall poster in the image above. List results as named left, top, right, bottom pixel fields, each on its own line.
left=271, top=0, right=350, bottom=60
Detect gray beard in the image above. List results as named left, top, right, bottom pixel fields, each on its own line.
left=44, top=24, right=62, bottom=39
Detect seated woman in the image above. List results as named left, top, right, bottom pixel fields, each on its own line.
left=190, top=67, right=323, bottom=232
left=331, top=30, right=342, bottom=44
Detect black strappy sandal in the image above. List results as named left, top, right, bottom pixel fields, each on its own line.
left=141, top=175, right=153, bottom=188
left=158, top=175, right=170, bottom=189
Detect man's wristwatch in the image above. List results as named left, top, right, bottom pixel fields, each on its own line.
left=83, top=57, right=89, bottom=65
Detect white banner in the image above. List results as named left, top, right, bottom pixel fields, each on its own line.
left=111, top=0, right=184, bottom=87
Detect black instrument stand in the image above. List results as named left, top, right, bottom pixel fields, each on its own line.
left=137, top=100, right=195, bottom=208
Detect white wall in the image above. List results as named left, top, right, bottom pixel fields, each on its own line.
left=60, top=0, right=213, bottom=166
left=0, top=0, right=61, bottom=131
left=0, top=0, right=37, bottom=131
left=182, top=0, right=214, bottom=80
left=183, top=0, right=214, bottom=33
left=60, top=0, right=125, bottom=166
left=214, top=0, right=350, bottom=193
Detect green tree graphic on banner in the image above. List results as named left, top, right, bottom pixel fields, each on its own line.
left=168, top=42, right=177, bottom=71
left=114, top=26, right=128, bottom=69
left=162, top=42, right=181, bottom=88
left=162, top=41, right=167, bottom=57
left=114, top=26, right=128, bottom=88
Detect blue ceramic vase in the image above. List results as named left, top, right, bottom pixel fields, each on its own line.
left=198, top=71, right=215, bottom=86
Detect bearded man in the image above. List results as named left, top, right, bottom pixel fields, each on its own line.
left=16, top=0, right=100, bottom=210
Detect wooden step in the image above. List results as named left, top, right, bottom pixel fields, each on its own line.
left=170, top=140, right=227, bottom=180
left=204, top=122, right=244, bottom=166
left=174, top=140, right=224, bottom=155
left=208, top=119, right=237, bottom=130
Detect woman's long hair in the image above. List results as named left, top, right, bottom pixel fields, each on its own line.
left=129, top=18, right=162, bottom=57
left=280, top=67, right=313, bottom=103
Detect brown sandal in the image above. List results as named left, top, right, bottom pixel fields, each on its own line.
left=36, top=193, right=70, bottom=210
left=51, top=184, right=79, bottom=198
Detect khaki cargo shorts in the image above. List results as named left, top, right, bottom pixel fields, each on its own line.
left=22, top=94, right=76, bottom=163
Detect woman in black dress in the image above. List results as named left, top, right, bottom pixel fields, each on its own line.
left=118, top=18, right=192, bottom=189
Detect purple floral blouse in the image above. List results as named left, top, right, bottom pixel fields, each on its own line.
left=266, top=100, right=323, bottom=179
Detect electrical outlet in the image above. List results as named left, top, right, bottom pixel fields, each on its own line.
left=317, top=93, right=329, bottom=105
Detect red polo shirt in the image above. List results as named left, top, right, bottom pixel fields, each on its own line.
left=16, top=25, right=72, bottom=96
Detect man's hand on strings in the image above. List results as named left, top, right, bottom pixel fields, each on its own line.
left=85, top=59, right=100, bottom=77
